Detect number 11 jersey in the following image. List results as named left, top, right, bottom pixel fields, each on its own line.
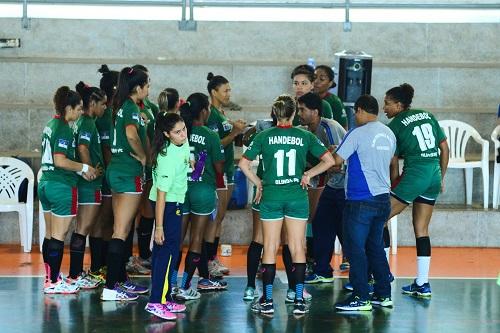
left=243, top=125, right=327, bottom=201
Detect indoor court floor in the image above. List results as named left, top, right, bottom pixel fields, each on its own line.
left=0, top=246, right=499, bottom=333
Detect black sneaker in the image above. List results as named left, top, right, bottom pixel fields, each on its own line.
left=335, top=295, right=372, bottom=311
left=251, top=296, right=274, bottom=314
left=293, top=299, right=308, bottom=315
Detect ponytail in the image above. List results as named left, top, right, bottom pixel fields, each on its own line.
left=179, top=92, right=209, bottom=137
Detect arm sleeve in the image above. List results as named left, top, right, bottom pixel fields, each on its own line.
left=335, top=128, right=358, bottom=160
left=123, top=103, right=141, bottom=128
left=77, top=121, right=92, bottom=147
left=53, top=127, right=73, bottom=156
left=242, top=132, right=262, bottom=161
left=155, top=152, right=176, bottom=193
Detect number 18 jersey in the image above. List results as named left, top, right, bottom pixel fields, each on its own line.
left=388, top=109, right=446, bottom=166
left=243, top=126, right=327, bottom=201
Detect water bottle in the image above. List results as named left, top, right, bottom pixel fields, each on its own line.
left=191, top=151, right=207, bottom=181
left=307, top=57, right=316, bottom=69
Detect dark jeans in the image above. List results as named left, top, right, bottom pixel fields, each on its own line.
left=343, top=194, right=391, bottom=300
left=312, top=185, right=345, bottom=277
left=149, top=200, right=183, bottom=303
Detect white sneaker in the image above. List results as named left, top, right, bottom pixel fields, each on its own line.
left=285, top=288, right=312, bottom=303
left=174, top=287, right=201, bottom=301
left=68, top=272, right=100, bottom=290
left=101, top=284, right=139, bottom=301
left=213, top=258, right=229, bottom=274
left=44, top=279, right=79, bottom=294
left=208, top=260, right=224, bottom=278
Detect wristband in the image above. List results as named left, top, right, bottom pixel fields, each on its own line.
left=81, top=164, right=89, bottom=173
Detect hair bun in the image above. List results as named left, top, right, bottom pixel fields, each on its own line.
left=206, top=72, right=214, bottom=81
left=400, top=83, right=414, bottom=100
left=75, top=81, right=86, bottom=94
left=98, top=64, right=110, bottom=74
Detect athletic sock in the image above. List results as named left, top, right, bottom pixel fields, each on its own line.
left=105, top=238, right=125, bottom=289
left=213, top=237, right=220, bottom=258
left=261, top=263, right=276, bottom=301
left=205, top=240, right=216, bottom=262
left=101, top=240, right=109, bottom=269
left=124, top=225, right=134, bottom=261
left=89, top=236, right=104, bottom=272
left=69, top=232, right=86, bottom=278
left=199, top=243, right=210, bottom=279
left=47, top=238, right=64, bottom=283
left=282, top=245, right=295, bottom=290
left=416, top=236, right=431, bottom=285
left=246, top=241, right=263, bottom=288
left=137, top=216, right=154, bottom=260
left=42, top=237, right=50, bottom=263
left=181, top=251, right=200, bottom=289
left=293, top=263, right=306, bottom=300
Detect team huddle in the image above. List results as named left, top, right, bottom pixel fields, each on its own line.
left=37, top=63, right=448, bottom=320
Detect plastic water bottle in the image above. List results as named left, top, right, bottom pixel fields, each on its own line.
left=191, top=151, right=207, bottom=181
left=307, top=57, right=316, bottom=69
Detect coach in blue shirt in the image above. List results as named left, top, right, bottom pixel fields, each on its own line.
left=330, top=95, right=396, bottom=311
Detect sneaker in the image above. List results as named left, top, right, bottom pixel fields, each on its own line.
left=163, top=301, right=186, bottom=313
left=243, top=286, right=258, bottom=301
left=175, top=287, right=200, bottom=301
left=251, top=296, right=274, bottom=314
left=305, top=262, right=314, bottom=275
left=119, top=280, right=149, bottom=294
left=335, top=295, right=372, bottom=311
left=171, top=286, right=180, bottom=297
left=293, top=298, right=309, bottom=315
left=88, top=268, right=106, bottom=286
left=213, top=258, right=230, bottom=275
left=197, top=278, right=227, bottom=291
left=339, top=259, right=350, bottom=272
left=145, top=303, right=176, bottom=320
left=44, top=279, right=80, bottom=294
left=304, top=273, right=334, bottom=284
left=208, top=260, right=224, bottom=278
left=101, top=284, right=139, bottom=301
left=126, top=258, right=151, bottom=275
left=402, top=279, right=432, bottom=297
left=285, top=288, right=312, bottom=303
left=344, top=281, right=374, bottom=294
left=371, top=295, right=393, bottom=308
left=68, top=272, right=101, bottom=290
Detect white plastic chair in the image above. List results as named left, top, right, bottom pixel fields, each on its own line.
left=439, top=120, right=489, bottom=209
left=491, top=126, right=500, bottom=209
left=37, top=169, right=46, bottom=252
left=0, top=157, right=34, bottom=252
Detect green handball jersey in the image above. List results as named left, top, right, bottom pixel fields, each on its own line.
left=188, top=125, right=225, bottom=187
left=323, top=93, right=347, bottom=128
left=95, top=107, right=112, bottom=147
left=40, top=115, right=78, bottom=186
left=388, top=109, right=446, bottom=167
left=108, top=99, right=147, bottom=177
left=74, top=114, right=104, bottom=188
left=207, top=106, right=234, bottom=177
left=244, top=126, right=328, bottom=201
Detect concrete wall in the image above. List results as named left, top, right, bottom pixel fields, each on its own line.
left=1, top=17, right=499, bottom=246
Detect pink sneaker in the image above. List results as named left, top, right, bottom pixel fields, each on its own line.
left=164, top=301, right=186, bottom=313
left=145, top=303, right=176, bottom=320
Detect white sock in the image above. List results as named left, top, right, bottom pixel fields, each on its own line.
left=416, top=256, right=431, bottom=285
left=384, top=247, right=390, bottom=262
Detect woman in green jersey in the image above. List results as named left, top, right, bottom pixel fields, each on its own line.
left=88, top=65, right=118, bottom=282
left=39, top=86, right=97, bottom=294
left=204, top=72, right=246, bottom=277
left=384, top=83, right=449, bottom=298
left=101, top=67, right=150, bottom=302
left=313, top=65, right=348, bottom=130
left=66, top=82, right=107, bottom=289
left=239, top=94, right=334, bottom=315
left=174, top=93, right=227, bottom=300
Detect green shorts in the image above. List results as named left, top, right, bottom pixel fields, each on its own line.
left=260, top=198, right=309, bottom=221
left=78, top=183, right=102, bottom=205
left=106, top=169, right=143, bottom=194
left=392, top=164, right=442, bottom=204
left=183, top=184, right=216, bottom=216
left=38, top=181, right=78, bottom=217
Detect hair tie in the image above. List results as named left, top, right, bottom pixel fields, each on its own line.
left=128, top=68, right=134, bottom=74
left=187, top=101, right=191, bottom=106
left=84, top=83, right=91, bottom=89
